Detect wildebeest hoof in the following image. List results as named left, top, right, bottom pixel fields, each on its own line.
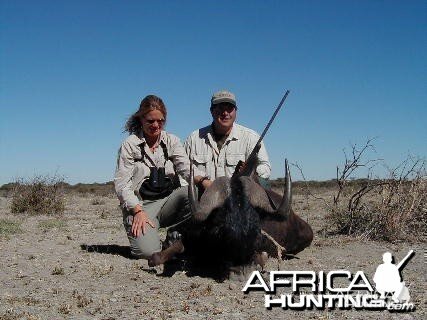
left=229, top=264, right=257, bottom=282
left=254, top=251, right=268, bottom=269
left=148, top=240, right=185, bottom=267
left=164, top=230, right=182, bottom=249
left=148, top=253, right=162, bottom=267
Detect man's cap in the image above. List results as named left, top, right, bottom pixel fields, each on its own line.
left=211, top=90, right=237, bottom=107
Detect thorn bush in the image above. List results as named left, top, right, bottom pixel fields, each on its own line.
left=326, top=141, right=426, bottom=241
left=10, top=174, right=65, bottom=214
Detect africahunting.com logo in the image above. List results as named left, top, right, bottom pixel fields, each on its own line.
left=242, top=250, right=415, bottom=312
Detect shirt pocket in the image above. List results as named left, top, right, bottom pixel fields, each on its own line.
left=164, top=160, right=176, bottom=178
left=226, top=154, right=245, bottom=168
left=133, top=162, right=150, bottom=189
left=192, top=154, right=210, bottom=175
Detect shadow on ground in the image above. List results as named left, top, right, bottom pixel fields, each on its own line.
left=80, top=244, right=134, bottom=259
left=80, top=244, right=249, bottom=281
left=80, top=244, right=299, bottom=281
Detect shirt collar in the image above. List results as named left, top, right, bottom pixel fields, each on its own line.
left=136, top=130, right=167, bottom=146
left=228, top=123, right=241, bottom=141
left=207, top=122, right=241, bottom=141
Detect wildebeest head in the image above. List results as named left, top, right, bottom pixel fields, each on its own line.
left=189, top=159, right=292, bottom=222
left=188, top=159, right=300, bottom=265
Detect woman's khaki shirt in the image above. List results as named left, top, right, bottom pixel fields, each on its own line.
left=114, top=131, right=190, bottom=211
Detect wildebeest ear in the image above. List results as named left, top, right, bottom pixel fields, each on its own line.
left=240, top=177, right=278, bottom=214
left=193, top=176, right=231, bottom=221
left=240, top=175, right=291, bottom=219
left=245, top=159, right=293, bottom=219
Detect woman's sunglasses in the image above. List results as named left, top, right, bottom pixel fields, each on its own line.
left=144, top=118, right=165, bottom=125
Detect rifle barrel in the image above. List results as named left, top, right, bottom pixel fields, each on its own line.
left=257, top=90, right=290, bottom=145
left=237, top=89, right=290, bottom=177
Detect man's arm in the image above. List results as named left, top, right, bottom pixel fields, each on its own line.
left=184, top=133, right=213, bottom=189
left=243, top=130, right=271, bottom=179
left=256, top=140, right=271, bottom=179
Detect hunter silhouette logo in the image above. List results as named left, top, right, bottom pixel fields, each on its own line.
left=242, top=249, right=416, bottom=311
left=373, top=250, right=414, bottom=303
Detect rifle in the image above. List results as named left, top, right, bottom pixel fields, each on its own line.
left=236, top=90, right=290, bottom=177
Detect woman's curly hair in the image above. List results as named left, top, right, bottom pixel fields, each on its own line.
left=125, top=95, right=167, bottom=134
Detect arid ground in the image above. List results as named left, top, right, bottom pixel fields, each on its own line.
left=0, top=189, right=425, bottom=320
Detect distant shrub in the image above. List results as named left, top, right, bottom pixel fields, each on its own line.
left=2, top=179, right=115, bottom=199
left=10, top=174, right=65, bottom=214
left=0, top=182, right=18, bottom=197
left=68, top=182, right=115, bottom=197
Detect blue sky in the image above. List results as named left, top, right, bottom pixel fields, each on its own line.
left=1, top=0, right=426, bottom=185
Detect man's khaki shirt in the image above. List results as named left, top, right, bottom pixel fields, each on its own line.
left=114, top=131, right=190, bottom=211
left=184, top=123, right=271, bottom=180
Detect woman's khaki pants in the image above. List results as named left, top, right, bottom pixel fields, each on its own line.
left=122, top=186, right=190, bottom=259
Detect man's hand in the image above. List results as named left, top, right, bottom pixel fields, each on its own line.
left=201, top=178, right=213, bottom=189
left=131, top=205, right=155, bottom=237
left=237, top=161, right=247, bottom=173
left=194, top=175, right=213, bottom=190
left=233, top=160, right=247, bottom=175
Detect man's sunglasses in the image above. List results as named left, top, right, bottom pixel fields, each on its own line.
left=211, top=104, right=236, bottom=114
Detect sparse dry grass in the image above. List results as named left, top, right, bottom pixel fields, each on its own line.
left=0, top=309, right=40, bottom=320
left=90, top=198, right=106, bottom=205
left=58, top=303, right=72, bottom=315
left=72, top=290, right=92, bottom=308
left=51, top=266, right=65, bottom=275
left=38, top=219, right=66, bottom=231
left=0, top=219, right=21, bottom=238
left=90, top=258, right=115, bottom=277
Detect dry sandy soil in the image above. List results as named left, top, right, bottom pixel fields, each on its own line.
left=0, top=191, right=425, bottom=320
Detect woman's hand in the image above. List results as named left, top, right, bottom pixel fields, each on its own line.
left=131, top=206, right=155, bottom=237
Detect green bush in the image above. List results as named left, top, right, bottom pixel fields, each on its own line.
left=10, top=175, right=65, bottom=214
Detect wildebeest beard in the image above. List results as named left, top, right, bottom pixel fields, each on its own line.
left=201, top=177, right=261, bottom=265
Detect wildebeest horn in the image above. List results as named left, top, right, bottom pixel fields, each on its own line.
left=276, top=159, right=292, bottom=217
left=188, top=162, right=229, bottom=222
left=189, top=161, right=201, bottom=219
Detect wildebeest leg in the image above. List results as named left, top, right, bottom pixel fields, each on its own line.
left=253, top=251, right=268, bottom=270
left=148, top=239, right=184, bottom=267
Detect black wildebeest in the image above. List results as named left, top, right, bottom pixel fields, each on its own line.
left=148, top=159, right=313, bottom=269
